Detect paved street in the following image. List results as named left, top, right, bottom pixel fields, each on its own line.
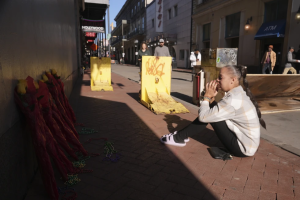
left=112, top=64, right=300, bottom=156
left=25, top=71, right=300, bottom=200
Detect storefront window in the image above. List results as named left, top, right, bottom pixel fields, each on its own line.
left=203, top=23, right=211, bottom=42
left=225, top=12, right=241, bottom=38
left=264, top=0, right=288, bottom=22
left=179, top=50, right=184, bottom=60
left=142, top=17, right=145, bottom=29
left=137, top=19, right=140, bottom=30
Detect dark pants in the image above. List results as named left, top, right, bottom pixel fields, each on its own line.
left=174, top=118, right=246, bottom=157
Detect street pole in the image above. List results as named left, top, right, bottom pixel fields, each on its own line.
left=122, top=23, right=124, bottom=64
left=107, top=3, right=110, bottom=58
left=100, top=33, right=103, bottom=57
left=135, top=40, right=138, bottom=66
left=104, top=13, right=107, bottom=57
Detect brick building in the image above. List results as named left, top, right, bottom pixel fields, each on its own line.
left=111, top=0, right=151, bottom=65
left=191, top=0, right=300, bottom=74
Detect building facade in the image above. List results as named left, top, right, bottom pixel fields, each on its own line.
left=111, top=0, right=150, bottom=65
left=191, top=0, right=300, bottom=74
left=146, top=0, right=193, bottom=68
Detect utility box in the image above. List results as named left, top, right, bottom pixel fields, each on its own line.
left=192, top=48, right=238, bottom=105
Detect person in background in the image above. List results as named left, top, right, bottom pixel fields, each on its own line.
left=138, top=42, right=150, bottom=84
left=282, top=47, right=300, bottom=74
left=154, top=39, right=170, bottom=58
left=190, top=49, right=201, bottom=81
left=261, top=45, right=276, bottom=74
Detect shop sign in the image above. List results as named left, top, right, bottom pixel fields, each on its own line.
left=264, top=25, right=277, bottom=31
left=82, top=26, right=105, bottom=33
left=156, top=0, right=163, bottom=32
left=82, top=19, right=105, bottom=27
left=85, top=32, right=96, bottom=37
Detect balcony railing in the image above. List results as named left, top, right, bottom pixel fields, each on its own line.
left=130, top=5, right=145, bottom=18
left=127, top=28, right=145, bottom=39
left=111, top=35, right=128, bottom=46
left=111, top=36, right=122, bottom=46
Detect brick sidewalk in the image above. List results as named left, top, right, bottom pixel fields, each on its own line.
left=25, top=72, right=300, bottom=200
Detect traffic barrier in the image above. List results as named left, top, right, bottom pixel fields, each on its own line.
left=90, top=57, right=113, bottom=91
left=140, top=56, right=189, bottom=114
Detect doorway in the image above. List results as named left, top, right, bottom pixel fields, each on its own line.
left=260, top=38, right=284, bottom=74
left=185, top=50, right=189, bottom=68
left=226, top=37, right=239, bottom=48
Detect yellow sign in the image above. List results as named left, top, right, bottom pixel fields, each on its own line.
left=140, top=56, right=189, bottom=114
left=90, top=57, right=113, bottom=91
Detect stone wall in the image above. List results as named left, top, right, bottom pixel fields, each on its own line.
left=0, top=0, right=80, bottom=199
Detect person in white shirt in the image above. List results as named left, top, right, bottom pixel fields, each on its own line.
left=160, top=65, right=266, bottom=157
left=190, top=49, right=201, bottom=81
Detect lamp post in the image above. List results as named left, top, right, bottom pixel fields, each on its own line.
left=245, top=17, right=252, bottom=30
left=134, top=40, right=138, bottom=66
left=296, top=6, right=300, bottom=24
left=121, top=20, right=127, bottom=64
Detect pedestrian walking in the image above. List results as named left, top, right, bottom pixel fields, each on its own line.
left=154, top=39, right=171, bottom=58
left=282, top=47, right=300, bottom=74
left=261, top=45, right=276, bottom=74
left=160, top=65, right=266, bottom=158
left=190, top=49, right=201, bottom=81
left=138, top=42, right=150, bottom=84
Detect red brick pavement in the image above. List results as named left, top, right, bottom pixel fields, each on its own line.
left=24, top=72, right=300, bottom=200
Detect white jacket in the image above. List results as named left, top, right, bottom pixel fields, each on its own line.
left=190, top=52, right=201, bottom=67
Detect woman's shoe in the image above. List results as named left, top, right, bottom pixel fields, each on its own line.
left=161, top=131, right=189, bottom=143
left=160, top=134, right=186, bottom=147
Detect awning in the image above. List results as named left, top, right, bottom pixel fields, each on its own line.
left=254, top=20, right=286, bottom=40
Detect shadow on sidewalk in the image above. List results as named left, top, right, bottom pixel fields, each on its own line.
left=172, top=77, right=191, bottom=82
left=163, top=115, right=225, bottom=148
left=171, top=92, right=193, bottom=103
left=126, top=92, right=222, bottom=148
left=127, top=92, right=140, bottom=102
left=57, top=79, right=219, bottom=199
left=127, top=92, right=193, bottom=105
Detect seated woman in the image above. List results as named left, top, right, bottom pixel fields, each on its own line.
left=160, top=65, right=266, bottom=157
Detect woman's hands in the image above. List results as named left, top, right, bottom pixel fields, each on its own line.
left=204, top=80, right=218, bottom=99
